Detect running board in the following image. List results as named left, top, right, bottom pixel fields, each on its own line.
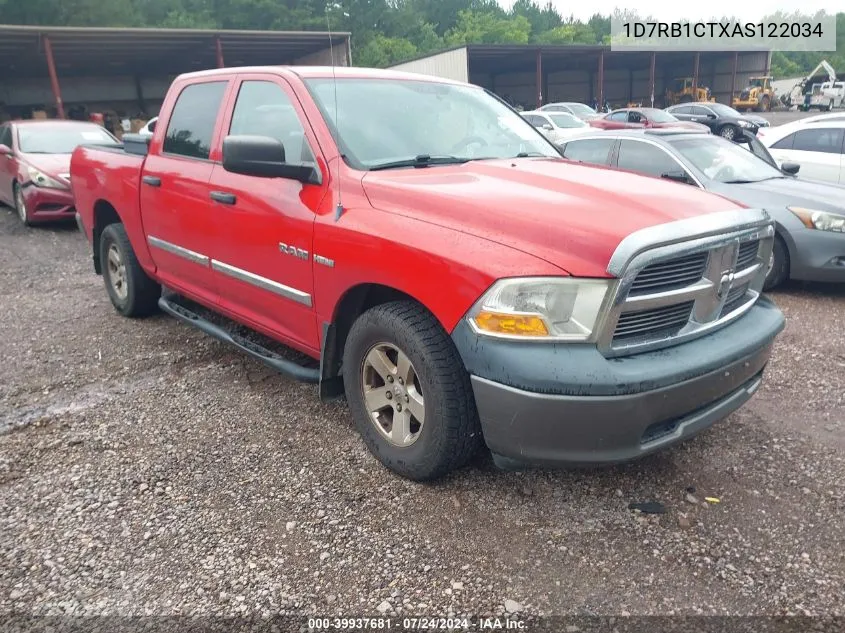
left=158, top=296, right=320, bottom=384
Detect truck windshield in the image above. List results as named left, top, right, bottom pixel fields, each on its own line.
left=304, top=77, right=559, bottom=169
left=17, top=124, right=118, bottom=154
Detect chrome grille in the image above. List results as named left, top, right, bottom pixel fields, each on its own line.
left=628, top=252, right=708, bottom=296
left=600, top=211, right=775, bottom=357
left=736, top=240, right=760, bottom=270
left=613, top=301, right=694, bottom=342
left=720, top=283, right=750, bottom=317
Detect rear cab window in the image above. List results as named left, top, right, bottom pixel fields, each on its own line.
left=163, top=81, right=229, bottom=160
left=616, top=140, right=685, bottom=179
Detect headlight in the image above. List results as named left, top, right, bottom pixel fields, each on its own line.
left=467, top=277, right=613, bottom=341
left=737, top=120, right=752, bottom=128
left=27, top=165, right=67, bottom=189
left=788, top=207, right=845, bottom=233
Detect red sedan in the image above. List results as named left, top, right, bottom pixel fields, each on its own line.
left=0, top=120, right=119, bottom=226
left=588, top=108, right=709, bottom=132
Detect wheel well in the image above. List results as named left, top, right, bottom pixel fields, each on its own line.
left=92, top=201, right=121, bottom=274
left=319, top=284, right=423, bottom=399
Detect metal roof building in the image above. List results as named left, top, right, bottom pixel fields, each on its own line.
left=389, top=45, right=772, bottom=109
left=0, top=25, right=352, bottom=118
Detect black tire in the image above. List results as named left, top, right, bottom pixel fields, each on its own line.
left=756, top=95, right=770, bottom=112
left=343, top=300, right=482, bottom=481
left=764, top=235, right=789, bottom=291
left=13, top=183, right=32, bottom=227
left=719, top=124, right=738, bottom=141
left=99, top=223, right=161, bottom=317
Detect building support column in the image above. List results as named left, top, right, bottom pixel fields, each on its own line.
left=535, top=49, right=543, bottom=108
left=43, top=36, right=65, bottom=119
left=649, top=52, right=656, bottom=107
left=597, top=50, right=605, bottom=108
left=692, top=52, right=700, bottom=92
left=134, top=75, right=146, bottom=114
left=215, top=36, right=225, bottom=68
left=730, top=51, right=739, bottom=105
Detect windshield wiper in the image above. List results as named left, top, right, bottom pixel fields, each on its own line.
left=722, top=179, right=756, bottom=184
left=368, top=154, right=469, bottom=171
left=514, top=151, right=547, bottom=158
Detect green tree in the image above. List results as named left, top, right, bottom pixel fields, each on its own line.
left=445, top=11, right=531, bottom=45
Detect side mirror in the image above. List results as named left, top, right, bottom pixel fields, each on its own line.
left=781, top=161, right=800, bottom=175
left=0, top=144, right=11, bottom=155
left=707, top=113, right=717, bottom=119
left=222, top=135, right=320, bottom=184
left=541, top=124, right=553, bottom=131
left=148, top=120, right=157, bottom=133
left=661, top=170, right=692, bottom=184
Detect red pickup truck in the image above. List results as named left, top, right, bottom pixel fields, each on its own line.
left=71, top=66, right=785, bottom=481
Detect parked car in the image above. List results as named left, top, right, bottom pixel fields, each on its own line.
left=665, top=102, right=761, bottom=140
left=589, top=107, right=707, bottom=131
left=0, top=119, right=119, bottom=226
left=759, top=121, right=845, bottom=184
left=138, top=117, right=158, bottom=137
left=558, top=128, right=845, bottom=289
left=537, top=101, right=601, bottom=121
left=520, top=110, right=588, bottom=143
left=70, top=66, right=784, bottom=481
left=756, top=111, right=845, bottom=143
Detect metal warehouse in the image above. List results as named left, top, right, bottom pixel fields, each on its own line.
left=0, top=25, right=352, bottom=119
left=389, top=45, right=772, bottom=109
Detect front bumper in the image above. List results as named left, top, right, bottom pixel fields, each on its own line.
left=452, top=297, right=785, bottom=468
left=21, top=183, right=75, bottom=223
left=788, top=227, right=845, bottom=283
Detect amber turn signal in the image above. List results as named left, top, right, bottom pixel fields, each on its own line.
left=473, top=311, right=549, bottom=336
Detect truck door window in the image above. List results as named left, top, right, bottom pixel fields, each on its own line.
left=617, top=140, right=684, bottom=178
left=229, top=81, right=315, bottom=165
left=163, top=81, right=228, bottom=160
left=561, top=138, right=614, bottom=165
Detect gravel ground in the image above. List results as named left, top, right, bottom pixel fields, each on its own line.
left=1, top=206, right=844, bottom=621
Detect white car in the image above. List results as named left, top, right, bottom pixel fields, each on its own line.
left=520, top=111, right=589, bottom=144
left=757, top=111, right=845, bottom=143
left=138, top=117, right=158, bottom=137
left=759, top=120, right=845, bottom=184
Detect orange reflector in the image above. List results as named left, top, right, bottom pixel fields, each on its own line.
left=474, top=311, right=549, bottom=336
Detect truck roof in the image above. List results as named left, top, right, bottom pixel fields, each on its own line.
left=172, top=65, right=469, bottom=86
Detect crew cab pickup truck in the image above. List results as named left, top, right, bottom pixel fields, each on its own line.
left=71, top=66, right=785, bottom=481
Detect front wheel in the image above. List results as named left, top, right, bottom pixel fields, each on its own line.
left=764, top=235, right=789, bottom=291
left=13, top=183, right=31, bottom=227
left=719, top=124, right=738, bottom=141
left=99, top=223, right=161, bottom=317
left=343, top=301, right=482, bottom=481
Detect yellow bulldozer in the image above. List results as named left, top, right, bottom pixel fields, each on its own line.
left=665, top=77, right=715, bottom=106
left=732, top=76, right=775, bottom=112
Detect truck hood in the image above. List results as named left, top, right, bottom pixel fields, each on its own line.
left=361, top=157, right=743, bottom=277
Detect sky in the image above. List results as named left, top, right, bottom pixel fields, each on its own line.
left=495, top=0, right=842, bottom=23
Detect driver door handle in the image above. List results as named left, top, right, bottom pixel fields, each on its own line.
left=210, top=191, right=237, bottom=205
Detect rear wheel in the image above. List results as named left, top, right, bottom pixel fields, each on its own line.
left=343, top=301, right=482, bottom=481
left=99, top=223, right=161, bottom=317
left=757, top=95, right=770, bottom=112
left=764, top=235, right=789, bottom=291
left=13, top=183, right=31, bottom=226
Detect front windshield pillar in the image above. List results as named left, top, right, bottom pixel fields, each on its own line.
left=649, top=52, right=656, bottom=107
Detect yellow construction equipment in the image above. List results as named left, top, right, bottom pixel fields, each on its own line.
left=732, top=76, right=775, bottom=112
left=665, top=77, right=715, bottom=106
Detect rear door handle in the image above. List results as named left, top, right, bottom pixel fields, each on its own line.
left=210, top=191, right=237, bottom=205
left=142, top=175, right=161, bottom=187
